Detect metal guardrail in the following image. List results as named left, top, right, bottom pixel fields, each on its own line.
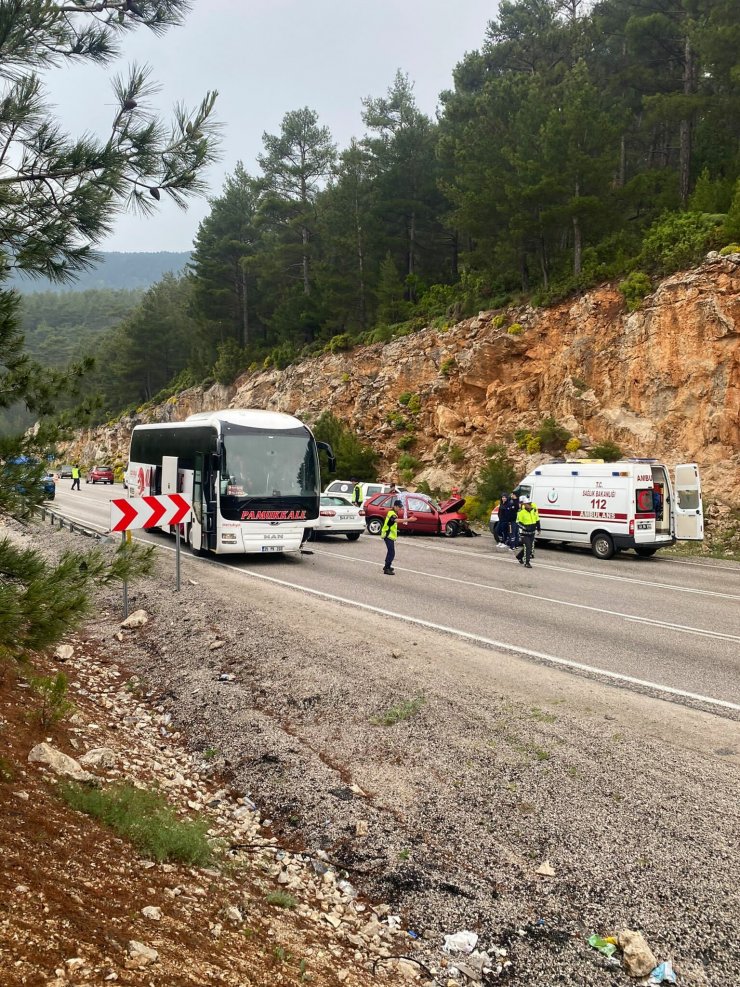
left=36, top=505, right=112, bottom=542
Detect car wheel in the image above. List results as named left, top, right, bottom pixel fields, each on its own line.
left=635, top=546, right=658, bottom=558
left=367, top=518, right=383, bottom=536
left=346, top=532, right=361, bottom=541
left=444, top=520, right=459, bottom=538
left=591, top=532, right=615, bottom=560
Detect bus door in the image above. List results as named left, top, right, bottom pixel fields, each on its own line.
left=192, top=452, right=218, bottom=552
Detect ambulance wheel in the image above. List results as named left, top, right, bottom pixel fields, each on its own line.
left=367, top=518, right=383, bottom=536
left=591, top=532, right=615, bottom=560
left=635, top=546, right=658, bottom=558
left=444, top=520, right=459, bottom=538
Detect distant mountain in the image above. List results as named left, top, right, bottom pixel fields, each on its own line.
left=10, top=251, right=191, bottom=293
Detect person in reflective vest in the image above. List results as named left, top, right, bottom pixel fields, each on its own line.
left=515, top=497, right=540, bottom=568
left=71, top=464, right=81, bottom=491
left=381, top=499, right=404, bottom=575
left=352, top=479, right=362, bottom=507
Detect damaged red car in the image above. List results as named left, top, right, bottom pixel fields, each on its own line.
left=364, top=492, right=472, bottom=538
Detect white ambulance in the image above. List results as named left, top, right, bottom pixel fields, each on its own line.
left=491, top=459, right=703, bottom=560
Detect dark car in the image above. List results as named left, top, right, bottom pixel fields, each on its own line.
left=364, top=492, right=469, bottom=537
left=87, top=465, right=114, bottom=485
left=57, top=464, right=73, bottom=478
left=41, top=473, right=56, bottom=500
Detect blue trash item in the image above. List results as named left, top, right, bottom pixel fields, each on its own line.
left=407, top=930, right=419, bottom=939
left=648, top=961, right=677, bottom=984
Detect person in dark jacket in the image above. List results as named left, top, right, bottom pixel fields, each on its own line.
left=497, top=493, right=515, bottom=546
left=507, top=493, right=520, bottom=548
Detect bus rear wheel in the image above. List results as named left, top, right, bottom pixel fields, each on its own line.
left=591, top=532, right=615, bottom=560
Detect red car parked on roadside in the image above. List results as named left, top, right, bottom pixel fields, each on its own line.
left=86, top=465, right=115, bottom=485
left=364, top=492, right=470, bottom=538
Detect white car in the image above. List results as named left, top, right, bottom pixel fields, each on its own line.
left=323, top=480, right=407, bottom=502
left=312, top=495, right=365, bottom=541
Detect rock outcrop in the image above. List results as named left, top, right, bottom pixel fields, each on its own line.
left=65, top=254, right=740, bottom=504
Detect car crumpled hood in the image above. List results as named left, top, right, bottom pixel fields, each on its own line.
left=439, top=497, right=466, bottom=514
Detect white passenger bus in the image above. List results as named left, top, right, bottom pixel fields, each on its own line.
left=126, top=409, right=334, bottom=555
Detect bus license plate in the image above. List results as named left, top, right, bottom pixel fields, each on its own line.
left=261, top=545, right=284, bottom=553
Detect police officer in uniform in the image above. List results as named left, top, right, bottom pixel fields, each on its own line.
left=352, top=478, right=363, bottom=507
left=515, top=496, right=540, bottom=568
left=71, top=464, right=81, bottom=491
left=381, top=498, right=416, bottom=574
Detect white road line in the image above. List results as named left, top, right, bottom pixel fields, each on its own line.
left=314, top=549, right=740, bottom=643
left=336, top=537, right=740, bottom=600
left=203, top=560, right=740, bottom=715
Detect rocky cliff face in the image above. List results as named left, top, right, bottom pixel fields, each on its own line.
left=66, top=254, right=740, bottom=504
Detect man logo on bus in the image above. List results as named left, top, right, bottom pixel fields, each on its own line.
left=547, top=488, right=558, bottom=503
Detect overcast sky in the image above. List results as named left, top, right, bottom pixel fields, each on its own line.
left=44, top=0, right=497, bottom=253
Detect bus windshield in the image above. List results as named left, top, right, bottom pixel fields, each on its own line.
left=221, top=428, right=318, bottom=501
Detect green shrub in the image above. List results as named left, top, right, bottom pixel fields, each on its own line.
left=397, top=452, right=422, bottom=482
left=590, top=440, right=623, bottom=461
left=475, top=444, right=517, bottom=510
left=641, top=211, right=723, bottom=274
left=58, top=782, right=213, bottom=865
left=462, top=495, right=487, bottom=524
left=387, top=411, right=408, bottom=430
left=398, top=392, right=412, bottom=406
left=719, top=243, right=740, bottom=256
left=618, top=271, right=652, bottom=311
left=526, top=435, right=542, bottom=453
left=448, top=444, right=465, bottom=465
left=247, top=361, right=258, bottom=373
left=572, top=377, right=587, bottom=393
left=397, top=434, right=416, bottom=451
left=325, top=332, right=353, bottom=354
left=371, top=696, right=425, bottom=726
left=212, top=339, right=246, bottom=385
left=341, top=372, right=350, bottom=383
left=565, top=437, right=581, bottom=454
left=0, top=756, right=16, bottom=782
left=538, top=416, right=571, bottom=454
left=28, top=672, right=75, bottom=728
left=265, top=891, right=297, bottom=909
left=492, top=314, right=507, bottom=329
left=514, top=429, right=531, bottom=449
left=270, top=341, right=299, bottom=370
left=406, top=394, right=422, bottom=414
left=312, top=412, right=378, bottom=486
left=507, top=322, right=524, bottom=335
left=440, top=357, right=456, bottom=376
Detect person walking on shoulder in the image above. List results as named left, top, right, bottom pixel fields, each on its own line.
left=381, top=498, right=414, bottom=575
left=515, top=496, right=540, bottom=568
left=71, top=464, right=81, bottom=491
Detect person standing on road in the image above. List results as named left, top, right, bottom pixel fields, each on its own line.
left=381, top=498, right=414, bottom=575
left=515, top=496, right=540, bottom=568
left=497, top=493, right=514, bottom=547
left=352, top=478, right=363, bottom=507
left=71, top=464, right=81, bottom=491
left=507, top=492, right=521, bottom=549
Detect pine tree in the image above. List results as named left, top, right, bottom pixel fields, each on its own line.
left=0, top=0, right=217, bottom=661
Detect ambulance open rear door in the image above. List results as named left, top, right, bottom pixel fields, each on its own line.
left=673, top=463, right=703, bottom=541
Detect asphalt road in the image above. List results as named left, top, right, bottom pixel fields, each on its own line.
left=52, top=482, right=740, bottom=713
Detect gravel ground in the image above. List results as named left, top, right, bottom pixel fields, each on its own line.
left=16, top=520, right=740, bottom=985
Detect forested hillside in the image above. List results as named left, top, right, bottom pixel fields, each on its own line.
left=9, top=252, right=190, bottom=293
left=9, top=0, right=740, bottom=431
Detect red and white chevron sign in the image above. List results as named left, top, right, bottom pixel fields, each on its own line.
left=110, top=494, right=192, bottom=532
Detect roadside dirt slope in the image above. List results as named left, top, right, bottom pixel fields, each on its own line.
left=2, top=519, right=739, bottom=986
